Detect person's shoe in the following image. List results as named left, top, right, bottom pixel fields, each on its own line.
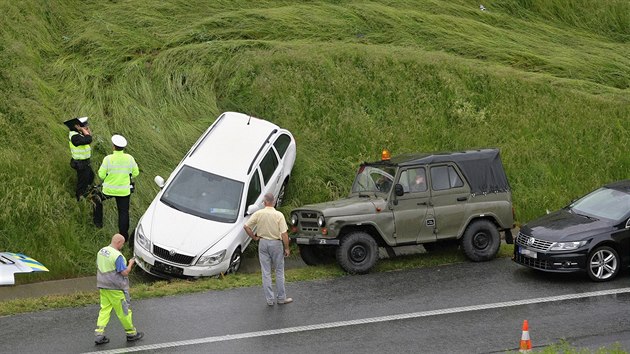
left=126, top=332, right=144, bottom=342
left=94, top=335, right=109, bottom=345
left=267, top=300, right=275, bottom=306
left=277, top=297, right=293, bottom=305
left=94, top=221, right=103, bottom=228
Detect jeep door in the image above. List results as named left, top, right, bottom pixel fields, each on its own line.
left=390, top=167, right=435, bottom=244
left=429, top=164, right=470, bottom=240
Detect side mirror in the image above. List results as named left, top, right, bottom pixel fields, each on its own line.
left=154, top=176, right=165, bottom=188
left=394, top=184, right=404, bottom=196
left=626, top=218, right=630, bottom=229
left=246, top=204, right=261, bottom=215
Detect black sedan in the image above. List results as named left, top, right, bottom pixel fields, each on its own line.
left=514, top=180, right=630, bottom=281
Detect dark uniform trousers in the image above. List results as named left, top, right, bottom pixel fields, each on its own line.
left=70, top=158, right=95, bottom=201
left=93, top=194, right=131, bottom=242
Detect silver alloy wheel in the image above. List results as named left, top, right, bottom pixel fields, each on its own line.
left=589, top=248, right=617, bottom=280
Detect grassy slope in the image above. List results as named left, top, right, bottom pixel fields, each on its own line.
left=0, top=0, right=628, bottom=281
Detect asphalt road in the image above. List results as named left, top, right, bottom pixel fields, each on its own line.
left=1, top=258, right=629, bottom=353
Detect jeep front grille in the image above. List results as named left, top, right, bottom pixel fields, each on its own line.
left=298, top=211, right=321, bottom=232
left=153, top=245, right=194, bottom=265
left=515, top=232, right=553, bottom=252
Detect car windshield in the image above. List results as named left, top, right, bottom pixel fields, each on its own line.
left=160, top=165, right=243, bottom=223
left=570, top=187, right=630, bottom=221
left=351, top=165, right=397, bottom=194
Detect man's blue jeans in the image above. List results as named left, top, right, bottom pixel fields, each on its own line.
left=258, top=239, right=286, bottom=303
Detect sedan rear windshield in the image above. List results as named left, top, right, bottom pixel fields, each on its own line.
left=160, top=165, right=243, bottom=223
left=570, top=187, right=630, bottom=221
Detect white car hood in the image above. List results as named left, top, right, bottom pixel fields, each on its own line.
left=145, top=200, right=237, bottom=256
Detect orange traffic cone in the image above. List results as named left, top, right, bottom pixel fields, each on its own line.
left=519, top=320, right=532, bottom=353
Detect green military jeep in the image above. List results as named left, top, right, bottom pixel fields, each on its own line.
left=289, top=148, right=514, bottom=274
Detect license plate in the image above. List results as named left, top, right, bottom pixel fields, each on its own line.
left=153, top=260, right=184, bottom=275
left=296, top=238, right=310, bottom=244
left=519, top=247, right=537, bottom=259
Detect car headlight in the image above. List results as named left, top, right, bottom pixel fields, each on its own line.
left=135, top=224, right=151, bottom=251
left=317, top=215, right=326, bottom=227
left=549, top=240, right=587, bottom=251
left=197, top=249, right=226, bottom=266
left=290, top=212, right=299, bottom=226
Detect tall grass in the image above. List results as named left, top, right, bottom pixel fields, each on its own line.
left=0, top=0, right=628, bottom=281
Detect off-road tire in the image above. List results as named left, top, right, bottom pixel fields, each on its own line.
left=225, top=247, right=242, bottom=274
left=461, top=220, right=500, bottom=262
left=336, top=232, right=378, bottom=274
left=587, top=245, right=619, bottom=282
left=299, top=245, right=336, bottom=266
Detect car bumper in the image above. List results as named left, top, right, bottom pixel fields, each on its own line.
left=513, top=245, right=587, bottom=273
left=133, top=246, right=229, bottom=278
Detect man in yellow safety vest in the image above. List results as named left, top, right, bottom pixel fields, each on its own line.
left=93, top=134, right=140, bottom=240
left=94, top=233, right=143, bottom=345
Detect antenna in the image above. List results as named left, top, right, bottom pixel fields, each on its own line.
left=247, top=115, right=252, bottom=125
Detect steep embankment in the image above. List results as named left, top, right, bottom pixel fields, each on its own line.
left=0, top=0, right=628, bottom=281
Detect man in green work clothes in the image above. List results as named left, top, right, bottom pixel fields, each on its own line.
left=94, top=233, right=144, bottom=345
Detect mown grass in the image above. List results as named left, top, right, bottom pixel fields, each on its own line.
left=0, top=0, right=628, bottom=282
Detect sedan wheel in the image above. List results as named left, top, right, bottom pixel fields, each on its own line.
left=587, top=246, right=619, bottom=282
left=226, top=248, right=242, bottom=275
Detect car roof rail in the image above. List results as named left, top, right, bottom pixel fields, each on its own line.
left=189, top=113, right=225, bottom=158
left=248, top=129, right=278, bottom=175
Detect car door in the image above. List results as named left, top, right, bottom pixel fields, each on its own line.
left=391, top=167, right=435, bottom=244
left=429, top=164, right=470, bottom=240
left=259, top=147, right=282, bottom=198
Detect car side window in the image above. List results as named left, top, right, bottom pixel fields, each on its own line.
left=246, top=170, right=262, bottom=209
left=273, top=134, right=291, bottom=159
left=431, top=165, right=463, bottom=191
left=259, top=149, right=279, bottom=184
left=402, top=167, right=427, bottom=193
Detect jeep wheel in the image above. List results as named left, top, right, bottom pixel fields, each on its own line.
left=587, top=245, right=619, bottom=282
left=461, top=220, right=500, bottom=262
left=225, top=247, right=242, bottom=274
left=336, top=232, right=378, bottom=274
left=299, top=245, right=335, bottom=266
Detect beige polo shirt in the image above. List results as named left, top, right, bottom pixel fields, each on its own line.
left=245, top=206, right=288, bottom=240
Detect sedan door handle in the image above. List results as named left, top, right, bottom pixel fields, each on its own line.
left=457, top=196, right=468, bottom=201
left=417, top=202, right=427, bottom=206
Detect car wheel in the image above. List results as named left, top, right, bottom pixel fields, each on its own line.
left=461, top=220, right=500, bottom=262
left=336, top=232, right=378, bottom=274
left=225, top=247, right=242, bottom=275
left=275, top=178, right=289, bottom=208
left=587, top=245, right=619, bottom=282
left=299, top=245, right=335, bottom=265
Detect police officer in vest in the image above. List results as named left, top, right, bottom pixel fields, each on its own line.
left=64, top=116, right=94, bottom=201
left=94, top=233, right=143, bottom=345
left=93, top=134, right=140, bottom=240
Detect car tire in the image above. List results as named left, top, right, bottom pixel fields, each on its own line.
left=336, top=232, right=378, bottom=274
left=299, top=245, right=335, bottom=265
left=461, top=220, right=500, bottom=262
left=275, top=178, right=289, bottom=208
left=587, top=245, right=620, bottom=282
left=225, top=247, right=242, bottom=275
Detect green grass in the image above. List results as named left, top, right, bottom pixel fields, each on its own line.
left=0, top=0, right=628, bottom=281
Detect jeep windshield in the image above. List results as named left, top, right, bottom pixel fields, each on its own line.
left=160, top=165, right=243, bottom=223
left=351, top=165, right=396, bottom=194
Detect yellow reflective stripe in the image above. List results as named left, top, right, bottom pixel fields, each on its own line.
left=102, top=183, right=132, bottom=189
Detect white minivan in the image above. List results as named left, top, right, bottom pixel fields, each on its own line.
left=133, top=112, right=296, bottom=278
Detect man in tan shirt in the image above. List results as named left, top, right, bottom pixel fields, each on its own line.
left=244, top=193, right=292, bottom=306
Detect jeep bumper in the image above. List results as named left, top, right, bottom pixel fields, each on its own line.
left=294, top=237, right=340, bottom=246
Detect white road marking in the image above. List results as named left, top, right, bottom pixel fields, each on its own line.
left=85, top=287, right=630, bottom=354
